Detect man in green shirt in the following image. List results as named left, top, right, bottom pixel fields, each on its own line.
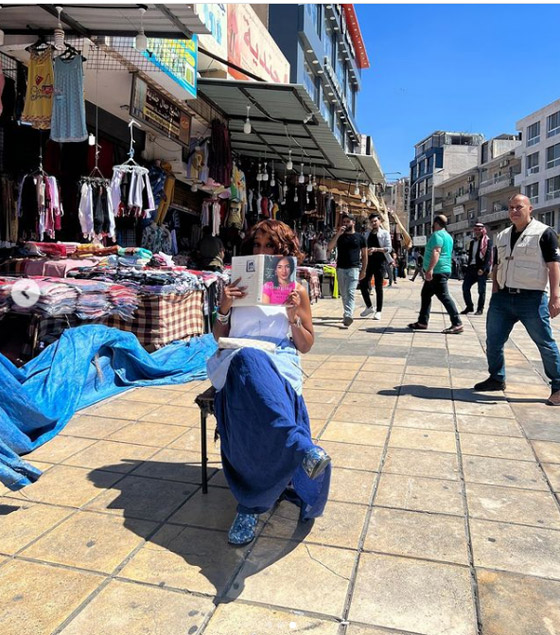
left=408, top=215, right=463, bottom=334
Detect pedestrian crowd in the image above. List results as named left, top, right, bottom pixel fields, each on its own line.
left=328, top=195, right=560, bottom=406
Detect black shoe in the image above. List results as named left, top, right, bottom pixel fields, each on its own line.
left=460, top=308, right=473, bottom=315
left=474, top=377, right=506, bottom=391
left=475, top=310, right=483, bottom=315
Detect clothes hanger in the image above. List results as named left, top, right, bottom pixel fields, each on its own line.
left=25, top=35, right=50, bottom=53
left=59, top=42, right=87, bottom=62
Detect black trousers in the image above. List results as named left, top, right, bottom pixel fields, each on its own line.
left=359, top=260, right=385, bottom=311
left=418, top=273, right=461, bottom=327
left=462, top=266, right=487, bottom=312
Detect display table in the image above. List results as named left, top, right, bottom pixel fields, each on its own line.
left=105, top=290, right=204, bottom=352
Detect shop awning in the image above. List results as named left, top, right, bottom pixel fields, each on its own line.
left=197, top=78, right=383, bottom=185
left=0, top=4, right=210, bottom=39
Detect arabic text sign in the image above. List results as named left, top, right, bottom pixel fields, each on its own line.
left=143, top=36, right=198, bottom=98
left=227, top=4, right=290, bottom=83
left=130, top=75, right=192, bottom=148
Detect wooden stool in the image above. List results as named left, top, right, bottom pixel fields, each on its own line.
left=194, top=386, right=216, bottom=494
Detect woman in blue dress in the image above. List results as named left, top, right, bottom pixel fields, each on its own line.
left=207, top=220, right=331, bottom=545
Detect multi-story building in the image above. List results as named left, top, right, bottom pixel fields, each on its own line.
left=383, top=177, right=410, bottom=230
left=438, top=167, right=479, bottom=250
left=440, top=134, right=521, bottom=247
left=408, top=131, right=484, bottom=238
left=515, top=98, right=560, bottom=231
left=477, top=135, right=521, bottom=236
left=268, top=4, right=368, bottom=155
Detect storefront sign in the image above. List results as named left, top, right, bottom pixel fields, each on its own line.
left=143, top=36, right=198, bottom=98
left=130, top=75, right=192, bottom=148
left=227, top=4, right=290, bottom=83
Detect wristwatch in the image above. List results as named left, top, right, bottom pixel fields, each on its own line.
left=290, top=316, right=302, bottom=329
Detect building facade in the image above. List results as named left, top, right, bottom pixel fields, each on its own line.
left=408, top=131, right=484, bottom=239
left=515, top=98, right=560, bottom=231
left=477, top=135, right=521, bottom=236
left=383, top=177, right=410, bottom=230
left=438, top=167, right=480, bottom=251
left=440, top=134, right=521, bottom=247
left=268, top=4, right=368, bottom=155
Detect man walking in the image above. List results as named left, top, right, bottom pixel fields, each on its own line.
left=358, top=213, right=392, bottom=320
left=408, top=215, right=463, bottom=334
left=474, top=194, right=560, bottom=405
left=461, top=222, right=492, bottom=315
left=410, top=249, right=425, bottom=281
left=327, top=213, right=367, bottom=327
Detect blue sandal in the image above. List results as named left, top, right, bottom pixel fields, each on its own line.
left=228, top=512, right=258, bottom=545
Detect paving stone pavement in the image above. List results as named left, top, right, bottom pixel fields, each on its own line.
left=0, top=279, right=559, bottom=634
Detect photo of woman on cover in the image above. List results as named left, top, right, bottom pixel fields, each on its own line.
left=261, top=256, right=297, bottom=305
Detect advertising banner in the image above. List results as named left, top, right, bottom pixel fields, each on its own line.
left=196, top=3, right=227, bottom=61
left=227, top=5, right=290, bottom=83
left=144, top=36, right=198, bottom=98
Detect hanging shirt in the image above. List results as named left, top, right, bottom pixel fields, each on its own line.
left=22, top=48, right=54, bottom=130
left=50, top=55, right=88, bottom=142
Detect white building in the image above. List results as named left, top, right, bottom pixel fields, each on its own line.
left=515, top=98, right=560, bottom=231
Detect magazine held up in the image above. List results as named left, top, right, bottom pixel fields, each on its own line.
left=230, top=255, right=297, bottom=306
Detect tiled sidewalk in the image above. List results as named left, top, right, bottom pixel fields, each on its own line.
left=0, top=279, right=559, bottom=634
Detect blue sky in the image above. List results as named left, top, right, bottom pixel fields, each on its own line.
left=355, top=3, right=560, bottom=178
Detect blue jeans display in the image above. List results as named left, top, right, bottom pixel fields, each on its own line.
left=418, top=273, right=461, bottom=327
left=486, top=290, right=560, bottom=392
left=337, top=267, right=360, bottom=319
left=463, top=266, right=487, bottom=312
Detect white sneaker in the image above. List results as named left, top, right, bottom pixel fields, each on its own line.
left=373, top=311, right=382, bottom=320
left=360, top=307, right=374, bottom=317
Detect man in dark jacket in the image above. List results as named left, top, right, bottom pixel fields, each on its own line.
left=461, top=222, right=493, bottom=315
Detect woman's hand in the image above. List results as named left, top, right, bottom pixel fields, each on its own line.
left=219, top=277, right=247, bottom=314
left=285, top=288, right=301, bottom=323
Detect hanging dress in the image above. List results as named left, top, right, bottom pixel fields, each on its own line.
left=50, top=55, right=88, bottom=142
left=21, top=48, right=54, bottom=130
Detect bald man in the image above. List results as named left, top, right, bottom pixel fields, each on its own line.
left=474, top=194, right=560, bottom=406
left=408, top=214, right=463, bottom=334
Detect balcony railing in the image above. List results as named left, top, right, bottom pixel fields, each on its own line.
left=447, top=219, right=470, bottom=232
left=478, top=208, right=510, bottom=224
left=479, top=175, right=515, bottom=195
left=456, top=191, right=478, bottom=204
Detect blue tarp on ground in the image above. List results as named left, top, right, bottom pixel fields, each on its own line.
left=0, top=325, right=218, bottom=491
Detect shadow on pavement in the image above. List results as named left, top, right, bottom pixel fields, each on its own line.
left=378, top=384, right=546, bottom=404
left=89, top=460, right=312, bottom=604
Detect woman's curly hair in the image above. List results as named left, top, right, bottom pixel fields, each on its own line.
left=241, top=220, right=305, bottom=263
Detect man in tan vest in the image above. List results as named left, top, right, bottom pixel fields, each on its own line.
left=474, top=194, right=560, bottom=406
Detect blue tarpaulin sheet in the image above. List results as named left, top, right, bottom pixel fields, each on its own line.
left=0, top=325, right=218, bottom=491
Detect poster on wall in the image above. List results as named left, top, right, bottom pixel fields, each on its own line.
left=143, top=35, right=198, bottom=98
left=227, top=4, right=290, bottom=83
left=130, top=75, right=192, bottom=148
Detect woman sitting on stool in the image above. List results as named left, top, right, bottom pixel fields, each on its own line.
left=207, top=219, right=331, bottom=546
